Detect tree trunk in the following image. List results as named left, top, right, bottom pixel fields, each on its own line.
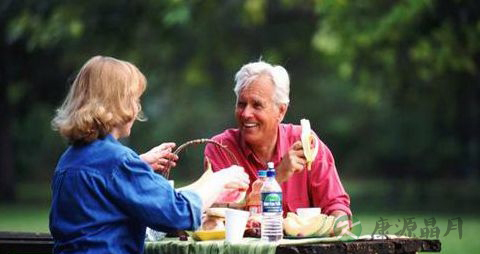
left=0, top=15, right=16, bottom=202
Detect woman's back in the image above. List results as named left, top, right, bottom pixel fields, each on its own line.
left=49, top=135, right=148, bottom=253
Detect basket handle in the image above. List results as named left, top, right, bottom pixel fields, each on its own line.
left=162, top=138, right=239, bottom=179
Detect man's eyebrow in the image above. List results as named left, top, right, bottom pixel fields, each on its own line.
left=252, top=98, right=265, bottom=104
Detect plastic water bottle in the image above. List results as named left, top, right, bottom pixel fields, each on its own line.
left=261, top=162, right=283, bottom=242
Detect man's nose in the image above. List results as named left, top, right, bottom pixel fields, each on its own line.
left=241, top=105, right=254, bottom=118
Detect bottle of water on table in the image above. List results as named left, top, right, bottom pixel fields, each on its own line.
left=261, top=162, right=283, bottom=242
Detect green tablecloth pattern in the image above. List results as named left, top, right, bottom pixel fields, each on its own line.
left=145, top=237, right=277, bottom=254
left=144, top=235, right=410, bottom=254
left=144, top=235, right=365, bottom=254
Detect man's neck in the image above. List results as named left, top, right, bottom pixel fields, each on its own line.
left=250, top=132, right=278, bottom=164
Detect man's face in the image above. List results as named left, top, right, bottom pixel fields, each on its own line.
left=235, top=75, right=286, bottom=147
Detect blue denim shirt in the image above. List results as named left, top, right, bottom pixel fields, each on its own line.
left=49, top=134, right=202, bottom=253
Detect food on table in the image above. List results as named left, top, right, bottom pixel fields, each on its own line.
left=200, top=208, right=262, bottom=238
left=201, top=208, right=226, bottom=231
left=283, top=212, right=335, bottom=237
left=191, top=229, right=226, bottom=241
left=201, top=216, right=225, bottom=231
left=316, top=215, right=335, bottom=237
left=243, top=214, right=262, bottom=237
left=300, top=119, right=319, bottom=170
left=193, top=208, right=228, bottom=241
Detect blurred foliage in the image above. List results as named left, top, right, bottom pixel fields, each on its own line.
left=1, top=0, right=479, bottom=196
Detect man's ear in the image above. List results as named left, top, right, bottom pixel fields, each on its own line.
left=277, top=103, right=288, bottom=122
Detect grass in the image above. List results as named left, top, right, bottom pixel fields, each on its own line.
left=0, top=182, right=51, bottom=232
left=343, top=178, right=480, bottom=214
left=0, top=203, right=50, bottom=232
left=1, top=181, right=479, bottom=253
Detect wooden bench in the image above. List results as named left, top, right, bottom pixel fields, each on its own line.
left=276, top=238, right=441, bottom=253
left=0, top=231, right=53, bottom=253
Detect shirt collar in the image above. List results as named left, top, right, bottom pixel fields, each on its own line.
left=238, top=124, right=285, bottom=167
left=275, top=124, right=287, bottom=162
left=105, top=133, right=121, bottom=145
left=239, top=131, right=252, bottom=157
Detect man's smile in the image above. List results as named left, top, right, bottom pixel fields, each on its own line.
left=242, top=122, right=259, bottom=129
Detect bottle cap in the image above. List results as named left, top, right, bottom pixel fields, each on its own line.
left=258, top=170, right=267, bottom=177
left=267, top=162, right=274, bottom=169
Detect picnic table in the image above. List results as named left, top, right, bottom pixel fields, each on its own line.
left=0, top=231, right=441, bottom=253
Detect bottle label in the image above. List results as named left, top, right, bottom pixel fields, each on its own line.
left=261, top=192, right=282, bottom=213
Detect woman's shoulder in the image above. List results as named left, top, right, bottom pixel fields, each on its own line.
left=95, top=138, right=150, bottom=176
left=61, top=135, right=137, bottom=169
left=94, top=135, right=136, bottom=158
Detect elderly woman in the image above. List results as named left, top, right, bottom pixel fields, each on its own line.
left=204, top=61, right=351, bottom=218
left=49, top=56, right=249, bottom=253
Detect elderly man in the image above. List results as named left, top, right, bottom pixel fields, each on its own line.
left=204, top=61, right=351, bottom=218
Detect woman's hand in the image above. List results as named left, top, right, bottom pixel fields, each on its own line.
left=214, top=165, right=250, bottom=191
left=180, top=165, right=250, bottom=210
left=140, top=142, right=179, bottom=172
left=276, top=141, right=307, bottom=183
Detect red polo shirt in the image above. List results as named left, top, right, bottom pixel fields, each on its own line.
left=204, top=123, right=351, bottom=216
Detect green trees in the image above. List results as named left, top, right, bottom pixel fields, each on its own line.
left=1, top=0, right=478, bottom=202
left=312, top=0, right=480, bottom=178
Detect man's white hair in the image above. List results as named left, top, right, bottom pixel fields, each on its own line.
left=233, top=61, right=290, bottom=105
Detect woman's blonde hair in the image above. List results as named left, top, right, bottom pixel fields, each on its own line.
left=52, top=56, right=147, bottom=144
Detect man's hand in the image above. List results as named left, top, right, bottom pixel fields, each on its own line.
left=276, top=141, right=307, bottom=183
left=330, top=210, right=351, bottom=236
left=331, top=210, right=348, bottom=218
left=140, top=142, right=179, bottom=172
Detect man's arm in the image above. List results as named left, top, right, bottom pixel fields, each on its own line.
left=330, top=210, right=348, bottom=218
left=310, top=141, right=352, bottom=216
